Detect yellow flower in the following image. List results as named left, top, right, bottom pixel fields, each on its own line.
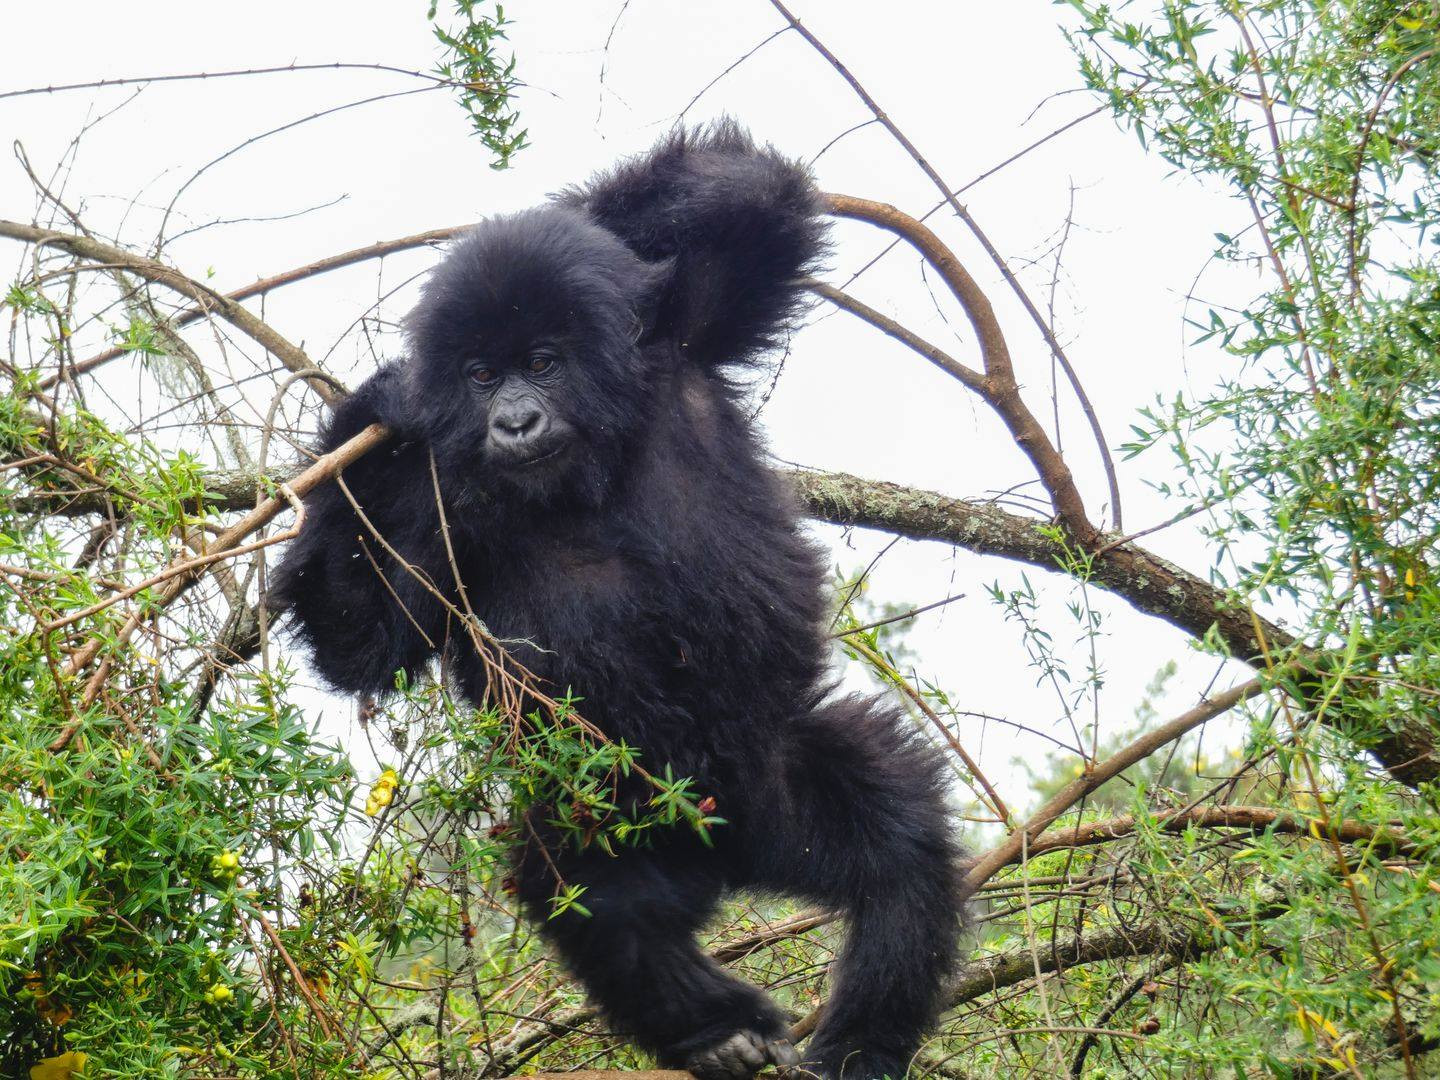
left=365, top=769, right=401, bottom=816
left=30, top=1051, right=88, bottom=1079
left=209, top=850, right=242, bottom=880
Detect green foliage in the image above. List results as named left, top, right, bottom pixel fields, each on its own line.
left=1021, top=1, right=1440, bottom=1073
left=0, top=387, right=714, bottom=1075
left=427, top=0, right=529, bottom=168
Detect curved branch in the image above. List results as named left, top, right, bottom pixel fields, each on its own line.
left=0, top=219, right=343, bottom=405
left=774, top=0, right=1123, bottom=529
left=823, top=193, right=1098, bottom=544
left=39, top=228, right=465, bottom=390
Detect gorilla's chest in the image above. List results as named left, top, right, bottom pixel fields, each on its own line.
left=473, top=543, right=655, bottom=677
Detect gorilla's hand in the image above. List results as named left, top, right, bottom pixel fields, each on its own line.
left=268, top=361, right=446, bottom=696
left=322, top=361, right=416, bottom=445
left=557, top=118, right=826, bottom=370
left=686, top=1031, right=800, bottom=1080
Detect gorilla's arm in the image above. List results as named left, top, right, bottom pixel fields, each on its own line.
left=268, top=363, right=448, bottom=696
left=556, top=119, right=828, bottom=368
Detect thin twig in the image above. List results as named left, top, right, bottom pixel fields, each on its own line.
left=769, top=0, right=1123, bottom=529
left=0, top=219, right=343, bottom=404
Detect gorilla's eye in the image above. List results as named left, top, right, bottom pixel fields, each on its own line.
left=527, top=354, right=556, bottom=375
left=468, top=365, right=499, bottom=385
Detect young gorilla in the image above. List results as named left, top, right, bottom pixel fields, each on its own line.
left=271, top=122, right=962, bottom=1080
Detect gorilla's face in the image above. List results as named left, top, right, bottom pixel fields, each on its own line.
left=464, top=340, right=578, bottom=473
left=405, top=207, right=663, bottom=505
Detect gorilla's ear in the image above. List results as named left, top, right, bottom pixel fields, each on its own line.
left=556, top=119, right=829, bottom=368
left=625, top=254, right=676, bottom=343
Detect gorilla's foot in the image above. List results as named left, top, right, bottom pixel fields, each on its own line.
left=685, top=1030, right=800, bottom=1080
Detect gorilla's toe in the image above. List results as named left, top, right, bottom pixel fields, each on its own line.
left=687, top=1031, right=799, bottom=1080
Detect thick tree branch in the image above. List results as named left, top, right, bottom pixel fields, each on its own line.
left=10, top=216, right=1436, bottom=786
left=19, top=462, right=1282, bottom=658
left=787, top=895, right=1281, bottom=1047
left=791, top=469, right=1286, bottom=657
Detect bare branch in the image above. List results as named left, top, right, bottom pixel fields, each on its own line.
left=41, top=227, right=465, bottom=389
left=0, top=61, right=471, bottom=103
left=0, top=219, right=342, bottom=404
left=823, top=193, right=1097, bottom=543
left=803, top=277, right=985, bottom=393
left=960, top=678, right=1271, bottom=898
left=771, top=0, right=1124, bottom=529
left=791, top=469, right=1286, bottom=658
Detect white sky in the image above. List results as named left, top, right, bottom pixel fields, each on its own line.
left=1, top=1, right=1263, bottom=821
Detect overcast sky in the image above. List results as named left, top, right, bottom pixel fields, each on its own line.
left=1, top=1, right=1261, bottom=815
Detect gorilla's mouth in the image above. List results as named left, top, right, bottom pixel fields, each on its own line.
left=507, top=443, right=568, bottom=469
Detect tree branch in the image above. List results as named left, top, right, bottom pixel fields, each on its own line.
left=791, top=469, right=1285, bottom=657
left=803, top=277, right=986, bottom=394
left=823, top=193, right=1098, bottom=545
left=47, top=423, right=389, bottom=750
left=17, top=461, right=1282, bottom=658
left=39, top=226, right=465, bottom=390
left=959, top=678, right=1269, bottom=899
left=1023, top=803, right=1419, bottom=863
left=775, top=0, right=1123, bottom=529
left=946, top=910, right=1238, bottom=1009
left=0, top=219, right=343, bottom=405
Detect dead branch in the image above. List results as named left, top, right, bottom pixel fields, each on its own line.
left=42, top=226, right=466, bottom=389
left=0, top=61, right=467, bottom=103
left=0, top=219, right=342, bottom=404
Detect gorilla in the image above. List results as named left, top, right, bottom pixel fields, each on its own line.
left=271, top=122, right=961, bottom=1080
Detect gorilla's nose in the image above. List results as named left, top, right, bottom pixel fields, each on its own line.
left=490, top=404, right=547, bottom=449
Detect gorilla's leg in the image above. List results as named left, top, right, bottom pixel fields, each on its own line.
left=749, top=697, right=963, bottom=1080
left=516, top=830, right=799, bottom=1080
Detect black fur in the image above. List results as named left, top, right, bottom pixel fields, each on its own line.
left=271, top=122, right=962, bottom=1080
